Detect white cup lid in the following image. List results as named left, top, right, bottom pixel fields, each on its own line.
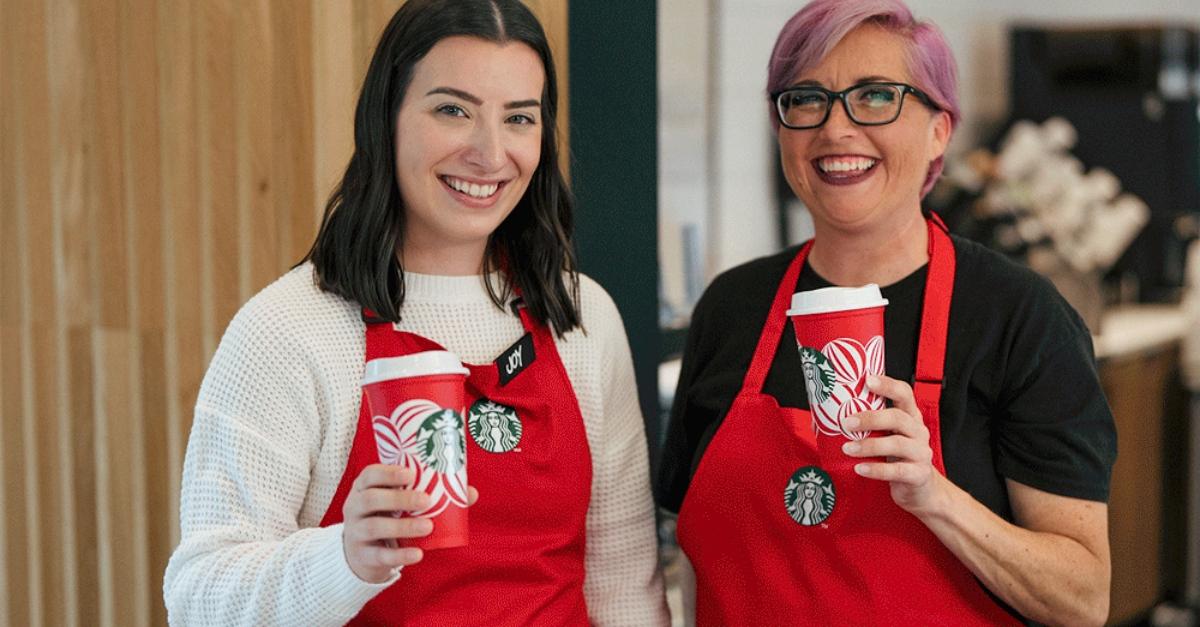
left=362, top=351, right=470, bottom=385
left=786, top=284, right=889, bottom=317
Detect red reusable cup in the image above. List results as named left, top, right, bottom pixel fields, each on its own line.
left=787, top=285, right=889, bottom=471
left=362, top=351, right=471, bottom=550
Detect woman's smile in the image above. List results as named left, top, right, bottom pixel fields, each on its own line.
left=812, top=154, right=881, bottom=186
left=438, top=174, right=509, bottom=207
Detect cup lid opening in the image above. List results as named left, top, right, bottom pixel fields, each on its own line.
left=786, top=284, right=889, bottom=317
left=362, top=351, right=470, bottom=385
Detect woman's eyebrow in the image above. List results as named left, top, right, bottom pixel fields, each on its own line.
left=789, top=75, right=899, bottom=88
left=426, top=87, right=539, bottom=110
left=427, top=86, right=482, bottom=103
left=505, top=99, right=540, bottom=110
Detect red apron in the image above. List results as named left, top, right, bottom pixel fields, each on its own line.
left=320, top=302, right=592, bottom=626
left=676, top=218, right=1020, bottom=626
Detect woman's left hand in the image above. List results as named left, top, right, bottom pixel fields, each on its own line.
left=840, top=374, right=944, bottom=516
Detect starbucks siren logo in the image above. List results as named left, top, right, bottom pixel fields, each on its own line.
left=799, top=336, right=885, bottom=441
left=416, top=409, right=467, bottom=473
left=800, top=347, right=836, bottom=404
left=468, top=398, right=522, bottom=453
left=372, top=399, right=469, bottom=517
left=784, top=466, right=836, bottom=526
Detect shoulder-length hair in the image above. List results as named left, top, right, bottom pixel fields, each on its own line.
left=766, top=0, right=960, bottom=197
left=301, top=0, right=580, bottom=336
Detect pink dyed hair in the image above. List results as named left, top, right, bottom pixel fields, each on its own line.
left=766, top=0, right=960, bottom=197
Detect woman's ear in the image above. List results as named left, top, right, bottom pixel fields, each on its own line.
left=928, top=109, right=952, bottom=160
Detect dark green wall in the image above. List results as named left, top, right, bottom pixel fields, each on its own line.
left=568, top=1, right=660, bottom=453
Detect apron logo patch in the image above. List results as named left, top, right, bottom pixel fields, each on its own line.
left=496, top=333, right=535, bottom=386
left=468, top=398, right=523, bottom=453
left=800, top=338, right=884, bottom=440
left=371, top=400, right=469, bottom=517
left=785, top=466, right=836, bottom=526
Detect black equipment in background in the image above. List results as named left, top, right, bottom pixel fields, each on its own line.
left=1010, top=24, right=1200, bottom=302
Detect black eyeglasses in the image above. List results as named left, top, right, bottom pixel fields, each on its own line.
left=771, top=82, right=940, bottom=130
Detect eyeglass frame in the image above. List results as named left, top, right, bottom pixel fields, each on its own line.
left=770, top=81, right=941, bottom=130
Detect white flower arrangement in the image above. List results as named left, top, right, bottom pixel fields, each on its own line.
left=947, top=117, right=1149, bottom=276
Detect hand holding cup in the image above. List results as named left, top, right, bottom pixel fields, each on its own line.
left=840, top=374, right=942, bottom=516
left=342, top=464, right=479, bottom=583
left=362, top=351, right=473, bottom=551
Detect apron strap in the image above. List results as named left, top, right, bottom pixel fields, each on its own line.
left=509, top=296, right=540, bottom=335
left=741, top=240, right=813, bottom=395
left=914, top=215, right=954, bottom=390
left=913, top=215, right=956, bottom=468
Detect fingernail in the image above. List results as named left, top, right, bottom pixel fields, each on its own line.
left=841, top=416, right=859, bottom=430
left=419, top=519, right=434, bottom=535
left=402, top=548, right=423, bottom=562
left=842, top=441, right=860, bottom=454
left=854, top=463, right=870, bottom=476
left=867, top=375, right=880, bottom=387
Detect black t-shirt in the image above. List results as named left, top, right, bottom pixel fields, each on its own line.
left=656, top=234, right=1117, bottom=521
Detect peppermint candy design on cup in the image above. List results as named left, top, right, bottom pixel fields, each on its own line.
left=825, top=338, right=869, bottom=398
left=801, top=336, right=886, bottom=440
left=864, top=336, right=886, bottom=411
left=836, top=396, right=873, bottom=440
left=372, top=398, right=470, bottom=517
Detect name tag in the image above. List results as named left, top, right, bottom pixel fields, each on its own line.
left=496, top=333, right=535, bottom=386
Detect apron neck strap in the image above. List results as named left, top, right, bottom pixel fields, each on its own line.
left=741, top=240, right=812, bottom=394
left=508, top=297, right=539, bottom=334
left=914, top=215, right=954, bottom=387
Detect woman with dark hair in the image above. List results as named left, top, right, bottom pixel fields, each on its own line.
left=657, top=0, right=1115, bottom=625
left=163, top=1, right=667, bottom=625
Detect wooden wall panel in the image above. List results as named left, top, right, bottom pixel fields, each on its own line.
left=1, top=8, right=30, bottom=627
left=0, top=0, right=18, bottom=329
left=199, top=0, right=240, bottom=357
left=241, top=0, right=281, bottom=297
left=0, top=3, right=13, bottom=620
left=138, top=331, right=169, bottom=627
left=313, top=0, right=358, bottom=225
left=0, top=2, right=570, bottom=625
left=66, top=327, right=98, bottom=627
left=272, top=1, right=318, bottom=268
left=0, top=325, right=30, bottom=627
left=34, top=0, right=69, bottom=624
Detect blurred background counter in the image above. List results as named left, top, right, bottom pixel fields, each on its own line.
left=1096, top=304, right=1196, bottom=625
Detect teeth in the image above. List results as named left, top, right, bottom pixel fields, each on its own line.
left=819, top=158, right=877, bottom=173
left=445, top=177, right=499, bottom=198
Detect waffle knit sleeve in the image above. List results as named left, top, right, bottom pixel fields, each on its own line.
left=162, top=287, right=395, bottom=626
left=576, top=278, right=671, bottom=626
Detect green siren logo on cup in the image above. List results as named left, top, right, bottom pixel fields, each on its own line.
left=416, top=409, right=467, bottom=474
left=372, top=399, right=469, bottom=517
left=800, top=337, right=885, bottom=441
left=468, top=398, right=522, bottom=453
left=799, top=347, right=836, bottom=404
left=785, top=466, right=836, bottom=526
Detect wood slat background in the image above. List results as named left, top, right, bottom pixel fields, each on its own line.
left=0, top=1, right=569, bottom=625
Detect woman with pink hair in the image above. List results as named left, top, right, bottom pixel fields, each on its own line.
left=658, top=1, right=1115, bottom=624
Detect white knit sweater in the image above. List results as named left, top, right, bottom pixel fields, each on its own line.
left=163, top=264, right=669, bottom=626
